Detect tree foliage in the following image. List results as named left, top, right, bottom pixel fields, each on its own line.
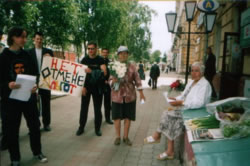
left=0, top=0, right=154, bottom=62
left=151, top=50, right=161, bottom=63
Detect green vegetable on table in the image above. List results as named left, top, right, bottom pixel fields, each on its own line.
left=190, top=115, right=220, bottom=129
left=223, top=125, right=240, bottom=137
left=241, top=120, right=250, bottom=127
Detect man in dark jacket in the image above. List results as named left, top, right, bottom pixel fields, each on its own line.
left=150, top=62, right=160, bottom=89
left=101, top=48, right=113, bottom=125
left=28, top=32, right=54, bottom=131
left=204, top=47, right=216, bottom=98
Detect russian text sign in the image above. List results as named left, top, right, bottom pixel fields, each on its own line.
left=39, top=56, right=87, bottom=96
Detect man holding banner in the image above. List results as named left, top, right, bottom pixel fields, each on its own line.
left=29, top=32, right=54, bottom=132
left=76, top=41, right=107, bottom=136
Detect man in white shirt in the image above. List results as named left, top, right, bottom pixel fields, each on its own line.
left=29, top=32, right=54, bottom=131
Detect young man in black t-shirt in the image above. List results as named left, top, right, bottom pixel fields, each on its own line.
left=76, top=41, right=107, bottom=136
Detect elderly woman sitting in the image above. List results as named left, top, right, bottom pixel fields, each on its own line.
left=144, top=62, right=212, bottom=160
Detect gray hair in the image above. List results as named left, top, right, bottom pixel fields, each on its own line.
left=192, top=61, right=205, bottom=75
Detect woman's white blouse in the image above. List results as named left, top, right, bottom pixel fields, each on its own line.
left=176, top=77, right=212, bottom=110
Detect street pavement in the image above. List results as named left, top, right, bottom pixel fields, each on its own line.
left=1, top=72, right=184, bottom=166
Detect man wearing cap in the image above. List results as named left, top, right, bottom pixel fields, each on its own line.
left=76, top=41, right=107, bottom=136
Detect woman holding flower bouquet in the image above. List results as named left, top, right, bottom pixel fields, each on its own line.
left=110, top=46, right=145, bottom=146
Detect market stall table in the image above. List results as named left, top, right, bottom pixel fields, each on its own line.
left=182, top=108, right=250, bottom=166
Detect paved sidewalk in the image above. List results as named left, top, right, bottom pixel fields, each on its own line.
left=1, top=74, right=183, bottom=166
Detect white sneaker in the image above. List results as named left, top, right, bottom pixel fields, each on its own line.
left=35, top=154, right=48, bottom=163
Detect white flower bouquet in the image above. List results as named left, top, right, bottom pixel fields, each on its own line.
left=109, top=61, right=127, bottom=91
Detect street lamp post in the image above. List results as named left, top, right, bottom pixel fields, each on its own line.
left=165, top=1, right=217, bottom=85
left=184, top=1, right=196, bottom=85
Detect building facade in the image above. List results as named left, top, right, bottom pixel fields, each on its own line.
left=171, top=0, right=250, bottom=98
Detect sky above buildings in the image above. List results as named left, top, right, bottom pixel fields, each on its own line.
left=140, top=1, right=176, bottom=56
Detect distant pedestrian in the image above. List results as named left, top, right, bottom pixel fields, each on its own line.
left=111, top=46, right=145, bottom=146
left=204, top=47, right=216, bottom=98
left=165, top=66, right=168, bottom=74
left=29, top=32, right=54, bottom=131
left=101, top=48, right=113, bottom=125
left=76, top=41, right=107, bottom=136
left=150, top=62, right=160, bottom=89
left=0, top=27, right=47, bottom=166
left=138, top=61, right=145, bottom=80
left=161, top=64, right=165, bottom=72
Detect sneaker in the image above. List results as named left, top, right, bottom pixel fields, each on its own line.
left=11, top=161, right=20, bottom=166
left=106, top=120, right=114, bottom=125
left=76, top=127, right=84, bottom=136
left=43, top=126, right=51, bottom=132
left=35, top=153, right=48, bottom=163
left=95, top=130, right=102, bottom=136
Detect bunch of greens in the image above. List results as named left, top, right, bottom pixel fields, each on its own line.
left=190, top=115, right=220, bottom=129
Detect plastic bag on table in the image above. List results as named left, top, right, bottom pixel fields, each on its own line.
left=206, top=97, right=250, bottom=114
left=221, top=113, right=250, bottom=138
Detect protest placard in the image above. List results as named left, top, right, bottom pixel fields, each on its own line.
left=39, top=56, right=87, bottom=96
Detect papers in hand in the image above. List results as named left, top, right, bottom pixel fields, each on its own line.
left=9, top=74, right=36, bottom=101
left=140, top=99, right=145, bottom=104
left=163, top=92, right=175, bottom=103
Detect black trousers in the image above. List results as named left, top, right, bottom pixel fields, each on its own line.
left=6, top=97, right=41, bottom=161
left=39, top=89, right=51, bottom=127
left=152, top=78, right=158, bottom=89
left=0, top=100, right=7, bottom=148
left=103, top=84, right=111, bottom=121
left=79, top=89, right=103, bottom=131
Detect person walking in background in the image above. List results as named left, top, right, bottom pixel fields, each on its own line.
left=29, top=32, right=54, bottom=132
left=101, top=48, right=113, bottom=125
left=144, top=62, right=211, bottom=160
left=0, top=27, right=47, bottom=166
left=138, top=61, right=145, bottom=80
left=150, top=62, right=160, bottom=89
left=76, top=41, right=107, bottom=136
left=204, top=47, right=217, bottom=98
left=110, top=46, right=145, bottom=146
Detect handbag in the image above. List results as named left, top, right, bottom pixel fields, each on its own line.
left=148, top=79, right=151, bottom=87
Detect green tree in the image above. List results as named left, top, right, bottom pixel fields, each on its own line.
left=122, top=1, right=154, bottom=62
left=0, top=0, right=154, bottom=62
left=151, top=50, right=161, bottom=63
